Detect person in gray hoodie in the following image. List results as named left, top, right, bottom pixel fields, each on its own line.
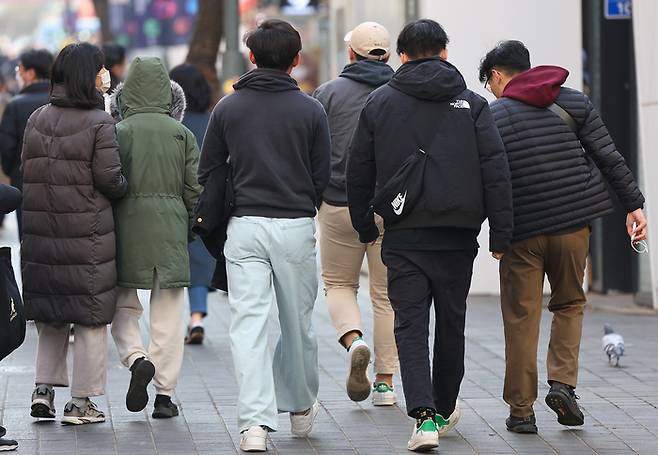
left=312, top=22, right=399, bottom=409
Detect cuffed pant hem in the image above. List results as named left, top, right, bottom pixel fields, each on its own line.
left=547, top=375, right=577, bottom=389
left=126, top=352, right=149, bottom=370
left=336, top=326, right=363, bottom=344
left=155, top=388, right=175, bottom=397
left=35, top=379, right=68, bottom=388
left=71, top=389, right=105, bottom=398
left=509, top=406, right=535, bottom=418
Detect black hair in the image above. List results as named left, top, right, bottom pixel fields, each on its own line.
left=396, top=19, right=449, bottom=59
left=478, top=40, right=531, bottom=83
left=102, top=42, right=126, bottom=70
left=244, top=19, right=302, bottom=71
left=51, top=43, right=104, bottom=109
left=169, top=63, right=211, bottom=113
left=19, top=49, right=54, bottom=80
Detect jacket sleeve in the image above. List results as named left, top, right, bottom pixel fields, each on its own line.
left=0, top=184, right=21, bottom=215
left=92, top=122, right=128, bottom=200
left=310, top=107, right=331, bottom=207
left=474, top=101, right=513, bottom=253
left=0, top=101, right=19, bottom=176
left=198, top=107, right=229, bottom=187
left=346, top=104, right=379, bottom=243
left=577, top=96, right=644, bottom=212
left=183, top=130, right=202, bottom=224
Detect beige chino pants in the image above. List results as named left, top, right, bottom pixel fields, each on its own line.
left=35, top=323, right=107, bottom=397
left=318, top=203, right=398, bottom=375
left=111, top=270, right=184, bottom=397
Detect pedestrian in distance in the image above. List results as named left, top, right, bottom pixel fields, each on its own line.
left=479, top=40, right=647, bottom=434
left=109, top=56, right=201, bottom=419
left=346, top=19, right=513, bottom=452
left=312, top=21, right=399, bottom=406
left=199, top=19, right=330, bottom=453
left=0, top=48, right=54, bottom=239
left=170, top=63, right=216, bottom=345
left=22, top=42, right=127, bottom=425
left=102, top=42, right=126, bottom=93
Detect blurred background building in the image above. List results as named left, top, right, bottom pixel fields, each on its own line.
left=0, top=0, right=655, bottom=307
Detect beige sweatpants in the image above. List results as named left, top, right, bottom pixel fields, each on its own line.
left=111, top=270, right=184, bottom=397
left=35, top=323, right=107, bottom=397
left=318, top=203, right=398, bottom=375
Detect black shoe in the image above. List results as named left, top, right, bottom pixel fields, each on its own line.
left=0, top=426, right=5, bottom=438
left=152, top=394, right=179, bottom=419
left=185, top=326, right=205, bottom=345
left=0, top=437, right=18, bottom=452
left=545, top=382, right=584, bottom=426
left=506, top=414, right=538, bottom=434
left=126, top=357, right=155, bottom=412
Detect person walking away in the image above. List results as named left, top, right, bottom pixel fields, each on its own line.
left=22, top=43, right=127, bottom=425
left=0, top=49, right=54, bottom=239
left=170, top=63, right=215, bottom=345
left=109, top=57, right=201, bottom=419
left=479, top=40, right=647, bottom=433
left=347, top=19, right=513, bottom=452
left=312, top=21, right=398, bottom=406
left=199, top=20, right=330, bottom=452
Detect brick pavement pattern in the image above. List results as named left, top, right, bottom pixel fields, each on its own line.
left=1, top=231, right=657, bottom=454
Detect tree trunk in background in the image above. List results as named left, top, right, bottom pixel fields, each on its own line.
left=92, top=0, right=112, bottom=42
left=186, top=0, right=223, bottom=101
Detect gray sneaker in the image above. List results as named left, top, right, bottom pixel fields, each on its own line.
left=61, top=399, right=106, bottom=425
left=31, top=385, right=55, bottom=419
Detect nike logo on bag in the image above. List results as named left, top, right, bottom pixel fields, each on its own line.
left=392, top=191, right=407, bottom=216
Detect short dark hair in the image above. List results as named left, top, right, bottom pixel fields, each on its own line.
left=19, top=49, right=54, bottom=80
left=102, top=42, right=126, bottom=70
left=51, top=43, right=104, bottom=109
left=244, top=19, right=302, bottom=71
left=478, top=40, right=531, bottom=83
left=169, top=63, right=211, bottom=113
left=396, top=19, right=449, bottom=59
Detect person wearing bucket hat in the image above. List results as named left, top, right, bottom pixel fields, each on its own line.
left=313, top=21, right=398, bottom=409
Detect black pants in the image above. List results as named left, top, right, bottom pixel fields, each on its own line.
left=382, top=247, right=476, bottom=418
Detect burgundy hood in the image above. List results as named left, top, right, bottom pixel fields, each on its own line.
left=502, top=65, right=569, bottom=108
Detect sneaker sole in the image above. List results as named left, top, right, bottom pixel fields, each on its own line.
left=545, top=392, right=584, bottom=426
left=290, top=402, right=319, bottom=438
left=61, top=416, right=106, bottom=425
left=239, top=439, right=267, bottom=452
left=408, top=438, right=439, bottom=452
left=126, top=360, right=156, bottom=412
left=372, top=394, right=397, bottom=406
left=346, top=345, right=371, bottom=402
left=0, top=443, right=19, bottom=452
left=30, top=403, right=55, bottom=419
left=506, top=423, right=538, bottom=434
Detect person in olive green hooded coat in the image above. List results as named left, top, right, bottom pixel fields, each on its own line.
left=108, top=56, right=201, bottom=419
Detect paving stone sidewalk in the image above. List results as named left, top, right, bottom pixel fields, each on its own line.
left=1, top=223, right=657, bottom=454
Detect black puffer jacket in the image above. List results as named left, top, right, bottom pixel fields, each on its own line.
left=490, top=66, right=644, bottom=241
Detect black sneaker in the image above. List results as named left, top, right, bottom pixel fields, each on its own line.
left=152, top=394, right=179, bottom=419
left=0, top=437, right=18, bottom=452
left=185, top=326, right=205, bottom=345
left=0, top=426, right=5, bottom=438
left=126, top=357, right=156, bottom=412
left=545, top=382, right=584, bottom=426
left=506, top=414, right=538, bottom=434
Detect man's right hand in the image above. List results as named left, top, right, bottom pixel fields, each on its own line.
left=627, top=208, right=648, bottom=242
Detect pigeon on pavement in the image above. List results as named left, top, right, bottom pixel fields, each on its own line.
left=602, top=323, right=625, bottom=367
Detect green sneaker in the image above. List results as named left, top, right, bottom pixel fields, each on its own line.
left=372, top=382, right=397, bottom=406
left=408, top=418, right=439, bottom=452
left=435, top=399, right=461, bottom=435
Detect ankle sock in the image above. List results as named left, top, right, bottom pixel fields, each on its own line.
left=71, top=397, right=87, bottom=407
left=412, top=407, right=436, bottom=423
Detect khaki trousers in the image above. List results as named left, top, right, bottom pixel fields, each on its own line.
left=111, top=270, right=184, bottom=397
left=35, top=323, right=107, bottom=397
left=500, top=227, right=589, bottom=417
left=318, top=203, right=398, bottom=375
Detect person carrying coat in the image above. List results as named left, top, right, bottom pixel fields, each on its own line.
left=22, top=43, right=127, bottom=426
left=109, top=56, right=201, bottom=419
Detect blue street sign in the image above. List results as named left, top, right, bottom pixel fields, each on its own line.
left=605, top=0, right=632, bottom=19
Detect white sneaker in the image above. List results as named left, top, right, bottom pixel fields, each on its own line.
left=290, top=400, right=320, bottom=438
left=436, top=399, right=461, bottom=435
left=372, top=382, right=397, bottom=406
left=239, top=426, right=267, bottom=452
left=346, top=337, right=371, bottom=402
left=407, top=418, right=439, bottom=452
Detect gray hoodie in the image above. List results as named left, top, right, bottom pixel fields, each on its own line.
left=313, top=60, right=394, bottom=206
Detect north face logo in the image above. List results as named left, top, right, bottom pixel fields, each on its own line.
left=450, top=100, right=470, bottom=109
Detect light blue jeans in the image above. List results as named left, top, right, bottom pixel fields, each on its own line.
left=224, top=216, right=319, bottom=432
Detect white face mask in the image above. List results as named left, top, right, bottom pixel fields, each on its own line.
left=98, top=68, right=111, bottom=94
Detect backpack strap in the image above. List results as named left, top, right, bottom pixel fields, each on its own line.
left=547, top=102, right=578, bottom=134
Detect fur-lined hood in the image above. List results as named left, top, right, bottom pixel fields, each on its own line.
left=108, top=56, right=186, bottom=122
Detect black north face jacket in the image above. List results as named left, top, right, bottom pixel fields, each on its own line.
left=346, top=58, right=513, bottom=253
